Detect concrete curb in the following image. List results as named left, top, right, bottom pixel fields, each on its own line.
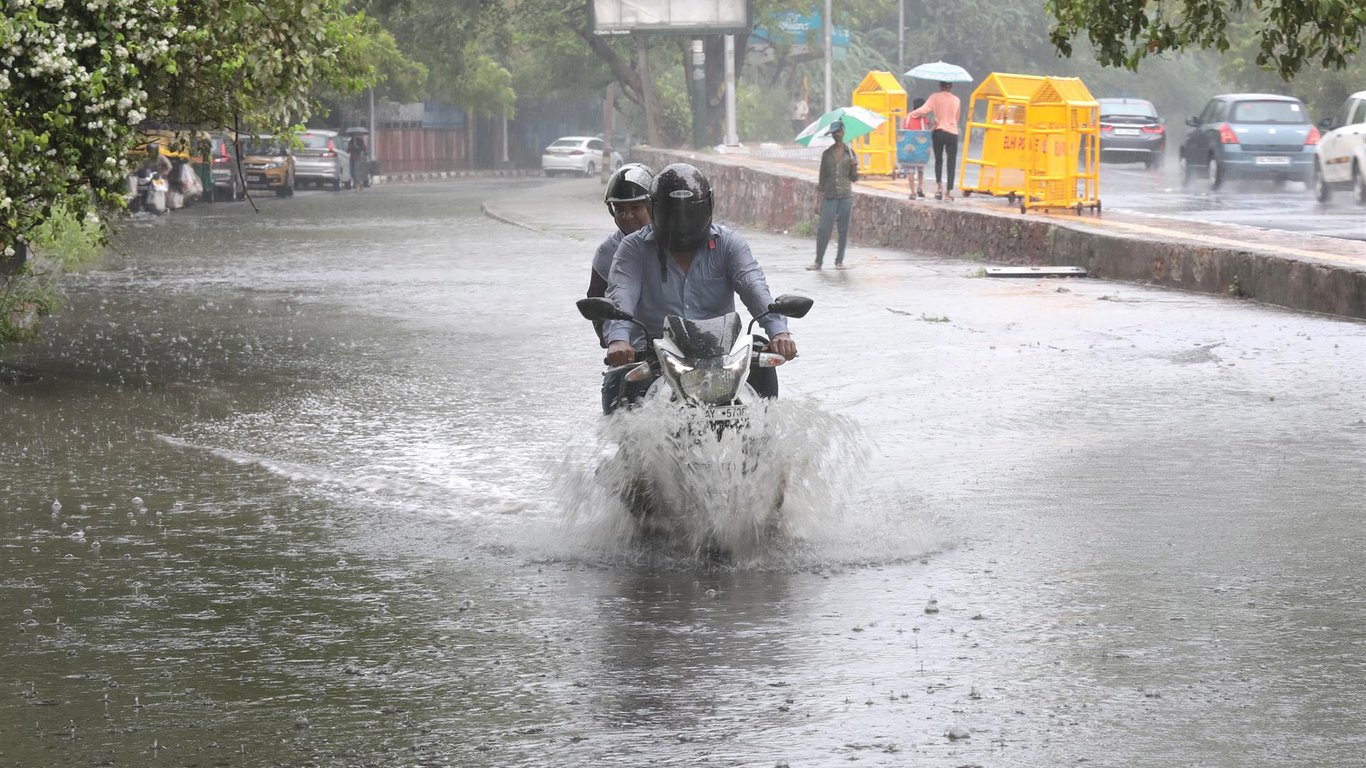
left=374, top=169, right=542, bottom=185
left=631, top=148, right=1366, bottom=321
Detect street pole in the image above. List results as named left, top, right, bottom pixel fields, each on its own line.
left=823, top=0, right=832, bottom=113
left=638, top=37, right=660, bottom=146
left=691, top=38, right=707, bottom=149
left=368, top=87, right=376, bottom=163
left=724, top=34, right=738, bottom=146
left=602, top=81, right=615, bottom=182
left=898, top=0, right=904, bottom=74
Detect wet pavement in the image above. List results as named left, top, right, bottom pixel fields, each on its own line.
left=3, top=178, right=1366, bottom=766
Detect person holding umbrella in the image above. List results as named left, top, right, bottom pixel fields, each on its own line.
left=907, top=81, right=963, bottom=201
left=809, top=121, right=859, bottom=270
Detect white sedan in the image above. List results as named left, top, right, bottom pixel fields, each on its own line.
left=1313, top=89, right=1366, bottom=203
left=541, top=136, right=623, bottom=177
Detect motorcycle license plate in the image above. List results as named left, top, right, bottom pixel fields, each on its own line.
left=706, top=405, right=747, bottom=423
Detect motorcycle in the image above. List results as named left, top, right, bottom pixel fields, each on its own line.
left=575, top=293, right=814, bottom=556
left=127, top=169, right=169, bottom=214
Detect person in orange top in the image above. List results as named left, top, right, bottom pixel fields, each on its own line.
left=908, top=82, right=962, bottom=200
left=901, top=97, right=929, bottom=199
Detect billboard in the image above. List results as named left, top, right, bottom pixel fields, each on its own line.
left=590, top=0, right=752, bottom=36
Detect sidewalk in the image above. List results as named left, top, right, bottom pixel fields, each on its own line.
left=626, top=146, right=1366, bottom=320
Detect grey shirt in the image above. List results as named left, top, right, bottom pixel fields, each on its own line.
left=604, top=223, right=789, bottom=348
left=592, top=229, right=644, bottom=349
left=592, top=230, right=625, bottom=282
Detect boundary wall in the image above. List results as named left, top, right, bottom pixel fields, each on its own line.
left=632, top=148, right=1366, bottom=321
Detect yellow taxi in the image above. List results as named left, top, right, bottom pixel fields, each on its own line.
left=240, top=134, right=296, bottom=197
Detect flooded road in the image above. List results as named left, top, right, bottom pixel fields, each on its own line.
left=3, top=178, right=1366, bottom=766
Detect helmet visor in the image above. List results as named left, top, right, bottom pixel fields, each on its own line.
left=659, top=190, right=712, bottom=251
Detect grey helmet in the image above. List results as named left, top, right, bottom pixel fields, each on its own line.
left=604, top=163, right=655, bottom=213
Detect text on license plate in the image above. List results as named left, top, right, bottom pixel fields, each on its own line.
left=1255, top=155, right=1291, bottom=165
left=706, top=405, right=747, bottom=422
left=1114, top=128, right=1141, bottom=136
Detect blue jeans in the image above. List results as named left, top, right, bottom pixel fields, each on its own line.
left=816, top=197, right=852, bottom=266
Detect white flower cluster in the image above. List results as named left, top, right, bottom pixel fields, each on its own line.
left=1, top=0, right=181, bottom=249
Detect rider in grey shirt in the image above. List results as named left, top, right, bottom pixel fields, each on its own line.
left=603, top=164, right=796, bottom=401
left=604, top=222, right=790, bottom=349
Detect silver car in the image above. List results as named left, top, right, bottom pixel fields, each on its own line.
left=293, top=129, right=352, bottom=190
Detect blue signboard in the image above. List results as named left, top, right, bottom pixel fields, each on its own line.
left=753, top=11, right=849, bottom=49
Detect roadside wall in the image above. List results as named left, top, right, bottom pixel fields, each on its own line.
left=633, top=149, right=1366, bottom=321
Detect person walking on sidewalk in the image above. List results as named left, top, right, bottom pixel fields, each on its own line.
left=810, top=121, right=859, bottom=270
left=908, top=82, right=962, bottom=201
left=902, top=97, right=929, bottom=199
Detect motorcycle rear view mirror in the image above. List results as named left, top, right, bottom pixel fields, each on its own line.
left=768, top=294, right=814, bottom=319
left=577, top=297, right=635, bottom=322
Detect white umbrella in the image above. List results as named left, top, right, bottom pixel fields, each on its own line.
left=904, top=61, right=973, bottom=83
left=794, top=105, right=887, bottom=148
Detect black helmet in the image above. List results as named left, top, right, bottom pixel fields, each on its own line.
left=604, top=163, right=654, bottom=213
left=651, top=163, right=713, bottom=252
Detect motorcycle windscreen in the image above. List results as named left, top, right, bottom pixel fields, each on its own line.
left=662, top=313, right=742, bottom=358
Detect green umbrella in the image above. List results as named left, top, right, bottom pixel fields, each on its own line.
left=794, top=106, right=887, bottom=147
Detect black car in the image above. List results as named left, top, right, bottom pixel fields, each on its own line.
left=1097, top=98, right=1166, bottom=169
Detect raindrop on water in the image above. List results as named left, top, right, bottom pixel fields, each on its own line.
left=51, top=499, right=62, bottom=514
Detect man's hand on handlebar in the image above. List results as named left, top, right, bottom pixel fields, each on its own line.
left=765, top=332, right=797, bottom=360
left=606, top=340, right=637, bottom=367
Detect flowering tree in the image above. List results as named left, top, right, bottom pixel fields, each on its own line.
left=0, top=0, right=375, bottom=263
left=1, top=0, right=179, bottom=265
left=0, top=0, right=383, bottom=341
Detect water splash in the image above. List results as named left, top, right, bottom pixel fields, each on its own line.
left=553, top=397, right=885, bottom=566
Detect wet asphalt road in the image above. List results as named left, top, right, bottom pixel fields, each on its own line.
left=1083, top=157, right=1366, bottom=241
left=2, top=178, right=1366, bottom=766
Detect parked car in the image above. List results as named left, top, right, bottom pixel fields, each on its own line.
left=1179, top=93, right=1318, bottom=190
left=541, top=136, right=623, bottom=177
left=240, top=135, right=295, bottom=197
left=206, top=132, right=244, bottom=202
left=1097, top=98, right=1166, bottom=169
left=1312, top=90, right=1366, bottom=204
left=294, top=129, right=351, bottom=190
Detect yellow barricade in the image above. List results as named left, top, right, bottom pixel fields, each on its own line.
left=851, top=70, right=905, bottom=177
left=960, top=73, right=1101, bottom=214
left=961, top=73, right=1044, bottom=200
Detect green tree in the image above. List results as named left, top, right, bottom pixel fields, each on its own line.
left=1046, top=0, right=1364, bottom=81
left=1, top=0, right=378, bottom=343
left=364, top=0, right=516, bottom=118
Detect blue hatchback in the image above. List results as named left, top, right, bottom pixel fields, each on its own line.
left=1179, top=93, right=1319, bottom=190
